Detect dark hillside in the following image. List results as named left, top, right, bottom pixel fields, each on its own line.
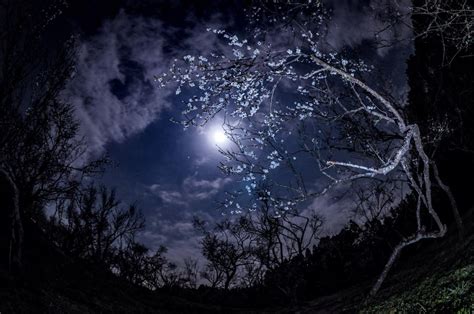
left=1, top=208, right=472, bottom=313
left=282, top=209, right=474, bottom=313
left=0, top=219, right=226, bottom=313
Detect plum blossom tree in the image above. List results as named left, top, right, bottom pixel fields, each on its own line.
left=245, top=193, right=324, bottom=271
left=159, top=0, right=462, bottom=296
left=351, top=180, right=401, bottom=226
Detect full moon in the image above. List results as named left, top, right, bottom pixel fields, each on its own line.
left=210, top=128, right=228, bottom=145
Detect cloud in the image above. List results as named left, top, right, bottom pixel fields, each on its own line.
left=61, top=10, right=172, bottom=155
left=165, top=236, right=204, bottom=266
left=322, top=0, right=413, bottom=55
left=139, top=230, right=168, bottom=246
left=139, top=214, right=212, bottom=265
left=60, top=8, right=235, bottom=157
left=183, top=176, right=232, bottom=193
left=149, top=176, right=232, bottom=206
left=194, top=156, right=211, bottom=166
left=139, top=225, right=203, bottom=266
left=150, top=187, right=189, bottom=207
left=302, top=184, right=355, bottom=235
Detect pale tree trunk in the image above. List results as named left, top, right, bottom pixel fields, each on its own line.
left=367, top=228, right=445, bottom=298
left=311, top=58, right=456, bottom=298
left=165, top=20, right=464, bottom=299
left=432, top=162, right=464, bottom=240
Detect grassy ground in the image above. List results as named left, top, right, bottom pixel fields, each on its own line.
left=360, top=232, right=474, bottom=312
left=360, top=210, right=474, bottom=313
left=283, top=210, right=474, bottom=313
left=361, top=263, right=474, bottom=313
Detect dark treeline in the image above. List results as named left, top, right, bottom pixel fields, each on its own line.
left=165, top=196, right=421, bottom=308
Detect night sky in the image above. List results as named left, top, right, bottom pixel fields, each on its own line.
left=57, top=0, right=413, bottom=263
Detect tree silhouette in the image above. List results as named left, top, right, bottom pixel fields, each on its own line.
left=0, top=0, right=104, bottom=271
left=54, top=185, right=145, bottom=267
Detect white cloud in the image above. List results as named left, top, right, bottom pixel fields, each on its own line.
left=183, top=176, right=232, bottom=191
left=61, top=10, right=172, bottom=155
left=61, top=9, right=235, bottom=157
left=148, top=176, right=232, bottom=206
left=155, top=189, right=189, bottom=206
left=193, top=156, right=211, bottom=166
left=303, top=184, right=355, bottom=236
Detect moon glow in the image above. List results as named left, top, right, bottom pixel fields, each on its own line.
left=211, top=128, right=228, bottom=145
left=206, top=124, right=230, bottom=147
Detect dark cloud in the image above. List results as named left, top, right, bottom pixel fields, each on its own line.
left=62, top=10, right=172, bottom=155
left=62, top=8, right=235, bottom=156
left=138, top=208, right=214, bottom=264
left=322, top=0, right=412, bottom=55
left=148, top=176, right=232, bottom=207
left=306, top=189, right=355, bottom=235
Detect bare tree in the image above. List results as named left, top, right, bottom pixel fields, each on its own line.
left=112, top=242, right=185, bottom=290
left=200, top=263, right=225, bottom=289
left=412, top=0, right=473, bottom=63
left=182, top=257, right=200, bottom=289
left=194, top=217, right=256, bottom=290
left=0, top=0, right=104, bottom=270
left=240, top=261, right=265, bottom=288
left=114, top=241, right=151, bottom=285
left=145, top=245, right=186, bottom=289
left=194, top=203, right=323, bottom=289
left=351, top=180, right=401, bottom=226
left=351, top=0, right=473, bottom=64
left=0, top=169, right=22, bottom=271
left=160, top=0, right=462, bottom=296
left=244, top=197, right=323, bottom=297
left=245, top=193, right=324, bottom=271
left=56, top=185, right=145, bottom=267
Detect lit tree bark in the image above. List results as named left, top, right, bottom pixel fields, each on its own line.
left=432, top=162, right=464, bottom=240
